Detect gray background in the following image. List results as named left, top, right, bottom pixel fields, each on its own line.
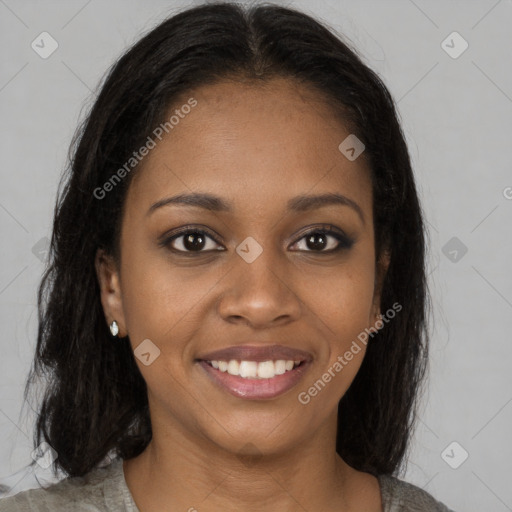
left=0, top=0, right=511, bottom=510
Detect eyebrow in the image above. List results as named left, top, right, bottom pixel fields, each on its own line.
left=147, top=192, right=365, bottom=224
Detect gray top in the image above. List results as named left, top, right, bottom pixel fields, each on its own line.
left=0, top=457, right=455, bottom=511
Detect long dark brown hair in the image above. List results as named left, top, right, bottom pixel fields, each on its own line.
left=23, top=1, right=430, bottom=479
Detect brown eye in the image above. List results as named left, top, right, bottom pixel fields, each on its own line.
left=291, top=227, right=354, bottom=253
left=161, top=228, right=224, bottom=253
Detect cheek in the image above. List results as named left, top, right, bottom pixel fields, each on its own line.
left=313, top=249, right=376, bottom=333
left=118, top=247, right=210, bottom=407
left=332, top=272, right=375, bottom=343
left=118, top=243, right=207, bottom=348
left=305, top=248, right=376, bottom=385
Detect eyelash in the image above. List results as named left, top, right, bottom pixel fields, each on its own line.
left=159, top=224, right=354, bottom=255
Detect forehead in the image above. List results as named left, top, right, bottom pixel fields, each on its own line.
left=126, top=77, right=372, bottom=221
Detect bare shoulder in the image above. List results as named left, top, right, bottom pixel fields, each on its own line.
left=378, top=474, right=456, bottom=512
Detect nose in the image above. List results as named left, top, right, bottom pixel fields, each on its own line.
left=217, top=249, right=302, bottom=329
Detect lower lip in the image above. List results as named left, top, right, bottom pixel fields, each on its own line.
left=198, top=360, right=310, bottom=400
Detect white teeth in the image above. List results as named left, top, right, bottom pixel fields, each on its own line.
left=208, top=359, right=301, bottom=379
left=239, top=361, right=258, bottom=378
left=227, top=360, right=239, bottom=376
left=257, top=360, right=275, bottom=379
left=274, top=360, right=286, bottom=375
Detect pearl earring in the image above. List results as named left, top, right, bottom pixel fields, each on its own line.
left=110, top=320, right=119, bottom=337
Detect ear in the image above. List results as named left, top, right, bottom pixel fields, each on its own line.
left=95, top=248, right=127, bottom=338
left=371, top=248, right=391, bottom=323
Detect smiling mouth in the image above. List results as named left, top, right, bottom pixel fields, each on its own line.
left=196, top=344, right=312, bottom=399
left=205, top=359, right=303, bottom=379
left=197, top=358, right=310, bottom=400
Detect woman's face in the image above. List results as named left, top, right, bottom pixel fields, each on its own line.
left=97, top=77, right=388, bottom=457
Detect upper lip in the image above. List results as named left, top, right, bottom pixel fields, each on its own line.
left=197, top=344, right=313, bottom=363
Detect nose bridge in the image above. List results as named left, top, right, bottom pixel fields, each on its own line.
left=217, top=236, right=300, bottom=325
left=239, top=246, right=280, bottom=289
left=235, top=235, right=286, bottom=297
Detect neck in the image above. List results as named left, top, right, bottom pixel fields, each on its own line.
left=122, top=410, right=373, bottom=512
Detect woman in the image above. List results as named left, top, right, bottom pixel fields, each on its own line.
left=0, top=2, right=455, bottom=511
